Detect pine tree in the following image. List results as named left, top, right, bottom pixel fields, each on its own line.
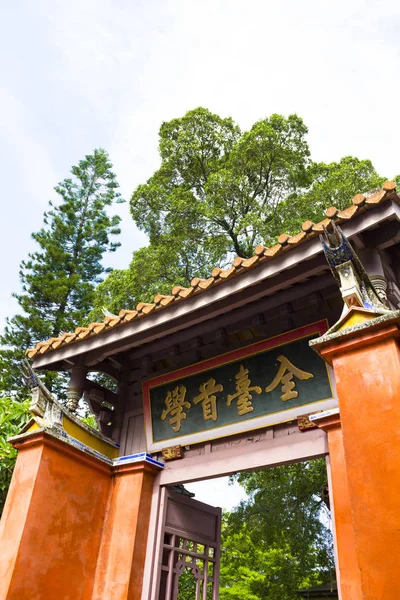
left=0, top=148, right=123, bottom=396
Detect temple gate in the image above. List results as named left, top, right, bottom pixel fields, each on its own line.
left=1, top=181, right=400, bottom=599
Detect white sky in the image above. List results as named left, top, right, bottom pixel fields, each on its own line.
left=1, top=0, right=400, bottom=508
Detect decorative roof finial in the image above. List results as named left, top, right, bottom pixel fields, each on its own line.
left=320, top=223, right=389, bottom=314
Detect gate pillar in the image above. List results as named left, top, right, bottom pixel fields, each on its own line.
left=311, top=312, right=400, bottom=600
left=92, top=457, right=162, bottom=600
left=0, top=430, right=111, bottom=600
left=0, top=429, right=163, bottom=600
left=311, top=410, right=362, bottom=600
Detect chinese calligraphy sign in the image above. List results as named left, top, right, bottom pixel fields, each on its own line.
left=143, top=322, right=334, bottom=451
left=227, top=365, right=262, bottom=415
left=193, top=378, right=223, bottom=422
left=160, top=385, right=190, bottom=432
left=265, top=355, right=314, bottom=401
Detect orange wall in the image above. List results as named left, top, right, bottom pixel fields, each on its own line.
left=323, top=421, right=362, bottom=600
left=0, top=433, right=111, bottom=600
left=92, top=463, right=158, bottom=600
left=0, top=439, right=44, bottom=598
left=322, top=325, right=400, bottom=599
left=0, top=431, right=161, bottom=600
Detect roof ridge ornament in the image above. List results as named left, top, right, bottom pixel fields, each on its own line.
left=320, top=222, right=389, bottom=314
left=20, top=360, right=119, bottom=458
left=21, top=359, right=63, bottom=427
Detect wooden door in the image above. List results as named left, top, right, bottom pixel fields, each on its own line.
left=156, top=488, right=221, bottom=600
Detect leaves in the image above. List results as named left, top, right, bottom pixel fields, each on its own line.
left=131, top=109, right=311, bottom=266
left=220, top=460, right=335, bottom=599
left=94, top=107, right=390, bottom=315
left=278, top=157, right=385, bottom=235
left=0, top=149, right=123, bottom=397
left=0, top=398, right=30, bottom=515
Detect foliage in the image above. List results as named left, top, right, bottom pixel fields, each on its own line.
left=219, top=460, right=335, bottom=599
left=278, top=156, right=385, bottom=234
left=131, top=108, right=311, bottom=262
left=95, top=108, right=388, bottom=314
left=80, top=413, right=99, bottom=430
left=90, top=241, right=214, bottom=319
left=0, top=397, right=30, bottom=516
left=0, top=149, right=123, bottom=396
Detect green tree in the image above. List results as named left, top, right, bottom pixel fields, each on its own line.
left=131, top=108, right=311, bottom=263
left=90, top=241, right=215, bottom=318
left=0, top=148, right=123, bottom=396
left=277, top=156, right=385, bottom=234
left=220, top=460, right=335, bottom=600
left=95, top=108, right=387, bottom=316
left=0, top=397, right=30, bottom=515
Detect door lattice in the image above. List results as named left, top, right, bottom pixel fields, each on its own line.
left=156, top=489, right=221, bottom=600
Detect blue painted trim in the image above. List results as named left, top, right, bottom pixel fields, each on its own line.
left=113, top=452, right=164, bottom=469
left=309, top=408, right=340, bottom=421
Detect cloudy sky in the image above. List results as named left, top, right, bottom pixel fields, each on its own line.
left=2, top=0, right=400, bottom=507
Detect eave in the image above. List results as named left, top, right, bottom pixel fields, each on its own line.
left=31, top=196, right=400, bottom=371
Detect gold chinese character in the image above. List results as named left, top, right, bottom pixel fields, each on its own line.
left=193, top=378, right=223, bottom=421
left=227, top=364, right=262, bottom=416
left=161, top=385, right=191, bottom=432
left=265, top=355, right=313, bottom=401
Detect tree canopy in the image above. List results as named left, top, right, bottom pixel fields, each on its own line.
left=92, top=107, right=386, bottom=318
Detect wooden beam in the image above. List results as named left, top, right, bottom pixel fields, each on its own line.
left=159, top=428, right=328, bottom=485
left=125, top=276, right=337, bottom=365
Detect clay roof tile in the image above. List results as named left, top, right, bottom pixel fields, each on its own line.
left=63, top=333, right=77, bottom=344
left=26, top=348, right=38, bottom=358
left=264, top=244, right=282, bottom=257
left=140, top=303, right=156, bottom=315
left=383, top=180, right=396, bottom=192
left=325, top=207, right=338, bottom=219
left=51, top=338, right=65, bottom=350
left=301, top=220, right=314, bottom=233
left=336, top=205, right=359, bottom=220
left=219, top=267, right=236, bottom=279
left=108, top=317, right=122, bottom=327
left=278, top=233, right=290, bottom=246
left=211, top=267, right=222, bottom=278
left=352, top=193, right=366, bottom=206
left=197, top=277, right=215, bottom=290
left=288, top=231, right=307, bottom=245
left=92, top=323, right=106, bottom=334
left=365, top=190, right=386, bottom=205
left=242, top=255, right=260, bottom=268
left=172, top=285, right=184, bottom=296
left=76, top=327, right=91, bottom=339
left=123, top=310, right=138, bottom=322
left=38, top=343, right=51, bottom=354
left=177, top=287, right=194, bottom=299
left=312, top=218, right=332, bottom=232
left=255, top=244, right=266, bottom=255
left=159, top=296, right=175, bottom=307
